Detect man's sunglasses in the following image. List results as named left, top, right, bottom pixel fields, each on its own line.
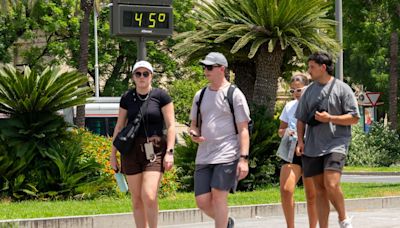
left=134, top=71, right=150, bottom=78
left=202, top=65, right=221, bottom=71
left=289, top=88, right=304, bottom=93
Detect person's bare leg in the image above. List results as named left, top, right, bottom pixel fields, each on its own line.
left=312, top=174, right=330, bottom=228
left=324, top=170, right=347, bottom=221
left=303, top=176, right=318, bottom=228
left=211, top=188, right=229, bottom=228
left=196, top=192, right=215, bottom=219
left=126, top=173, right=147, bottom=228
left=141, top=171, right=163, bottom=228
left=280, top=164, right=302, bottom=228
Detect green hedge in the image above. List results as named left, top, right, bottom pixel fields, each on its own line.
left=348, top=122, right=400, bottom=167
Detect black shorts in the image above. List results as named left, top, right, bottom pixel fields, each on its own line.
left=302, top=152, right=346, bottom=178
left=281, top=154, right=302, bottom=167
left=194, top=160, right=239, bottom=196
left=121, top=136, right=166, bottom=175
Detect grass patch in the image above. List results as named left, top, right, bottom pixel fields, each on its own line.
left=1, top=183, right=400, bottom=220
left=344, top=166, right=400, bottom=172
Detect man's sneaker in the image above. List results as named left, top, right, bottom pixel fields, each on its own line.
left=227, top=216, right=235, bottom=228
left=339, top=216, right=353, bottom=228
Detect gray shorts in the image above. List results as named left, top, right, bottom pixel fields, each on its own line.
left=302, top=152, right=346, bottom=178
left=194, top=160, right=239, bottom=196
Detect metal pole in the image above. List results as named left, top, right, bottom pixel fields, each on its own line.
left=335, top=0, right=343, bottom=81
left=137, top=37, right=147, bottom=60
left=94, top=4, right=100, bottom=97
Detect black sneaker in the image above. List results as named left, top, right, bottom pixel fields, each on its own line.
left=227, top=216, right=235, bottom=228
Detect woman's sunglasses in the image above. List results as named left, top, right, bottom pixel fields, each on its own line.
left=134, top=71, right=150, bottom=78
left=289, top=88, right=304, bottom=94
left=202, top=65, right=221, bottom=71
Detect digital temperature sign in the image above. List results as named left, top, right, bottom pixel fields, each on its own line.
left=111, top=4, right=173, bottom=38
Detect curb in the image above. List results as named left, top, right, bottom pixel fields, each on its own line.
left=343, top=172, right=400, bottom=176
left=1, top=196, right=400, bottom=228
left=342, top=172, right=400, bottom=176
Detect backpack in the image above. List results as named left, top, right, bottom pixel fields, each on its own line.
left=196, top=84, right=253, bottom=136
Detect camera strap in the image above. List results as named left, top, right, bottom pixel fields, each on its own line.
left=125, top=89, right=152, bottom=139
left=312, top=78, right=336, bottom=112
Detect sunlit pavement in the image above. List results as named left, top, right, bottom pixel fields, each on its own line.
left=160, top=207, right=400, bottom=228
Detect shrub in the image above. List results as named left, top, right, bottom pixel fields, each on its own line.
left=75, top=128, right=114, bottom=178
left=174, top=132, right=198, bottom=192
left=348, top=122, right=400, bottom=166
left=159, top=167, right=180, bottom=198
left=238, top=105, right=281, bottom=191
left=0, top=65, right=95, bottom=200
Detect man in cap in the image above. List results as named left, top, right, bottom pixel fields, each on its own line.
left=189, top=52, right=251, bottom=228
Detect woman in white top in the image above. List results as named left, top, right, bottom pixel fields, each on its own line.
left=278, top=74, right=317, bottom=228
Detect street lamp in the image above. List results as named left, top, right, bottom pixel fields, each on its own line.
left=94, top=4, right=100, bottom=97
left=335, top=0, right=343, bottom=81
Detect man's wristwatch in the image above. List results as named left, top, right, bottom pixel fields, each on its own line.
left=240, top=155, right=249, bottom=160
left=167, top=148, right=174, bottom=155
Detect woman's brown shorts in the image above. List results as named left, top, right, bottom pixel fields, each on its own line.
left=121, top=136, right=166, bottom=175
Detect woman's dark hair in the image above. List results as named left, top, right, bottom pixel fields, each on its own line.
left=308, top=51, right=334, bottom=75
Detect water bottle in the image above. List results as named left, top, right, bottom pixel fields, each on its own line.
left=114, top=172, right=129, bottom=193
left=288, top=133, right=297, bottom=161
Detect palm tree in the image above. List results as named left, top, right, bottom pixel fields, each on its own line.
left=75, top=0, right=107, bottom=127
left=174, top=0, right=339, bottom=117
left=75, top=0, right=94, bottom=127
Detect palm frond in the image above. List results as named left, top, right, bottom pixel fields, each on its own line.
left=173, top=0, right=339, bottom=63
left=0, top=64, right=92, bottom=115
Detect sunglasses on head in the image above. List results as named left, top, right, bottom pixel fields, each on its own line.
left=202, top=65, right=221, bottom=71
left=289, top=88, right=304, bottom=93
left=134, top=71, right=150, bottom=78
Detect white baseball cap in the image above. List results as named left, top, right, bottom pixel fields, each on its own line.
left=133, top=60, right=154, bottom=73
left=200, top=52, right=228, bottom=67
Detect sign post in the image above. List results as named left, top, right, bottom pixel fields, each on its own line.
left=110, top=0, right=173, bottom=60
left=358, top=91, right=383, bottom=133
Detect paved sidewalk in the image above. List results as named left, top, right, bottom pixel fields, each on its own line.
left=161, top=207, right=400, bottom=228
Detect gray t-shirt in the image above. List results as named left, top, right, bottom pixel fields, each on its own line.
left=295, top=78, right=360, bottom=157
left=190, top=84, right=251, bottom=164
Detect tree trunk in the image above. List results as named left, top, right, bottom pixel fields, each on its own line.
left=388, top=31, right=398, bottom=130
left=232, top=61, right=256, bottom=104
left=252, top=44, right=284, bottom=117
left=102, top=54, right=126, bottom=96
left=75, top=0, right=93, bottom=127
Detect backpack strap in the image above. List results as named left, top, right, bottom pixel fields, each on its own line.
left=196, top=85, right=239, bottom=135
left=227, top=84, right=238, bottom=134
left=196, top=87, right=207, bottom=129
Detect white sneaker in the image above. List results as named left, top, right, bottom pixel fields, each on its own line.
left=339, top=216, right=353, bottom=228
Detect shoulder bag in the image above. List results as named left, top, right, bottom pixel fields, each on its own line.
left=113, top=90, right=152, bottom=155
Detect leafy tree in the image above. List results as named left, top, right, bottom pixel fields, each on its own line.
left=169, top=68, right=207, bottom=125
left=0, top=0, right=42, bottom=63
left=174, top=0, right=339, bottom=117
left=343, top=0, right=400, bottom=129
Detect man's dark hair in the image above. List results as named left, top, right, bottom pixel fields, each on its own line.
left=308, top=51, right=334, bottom=75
